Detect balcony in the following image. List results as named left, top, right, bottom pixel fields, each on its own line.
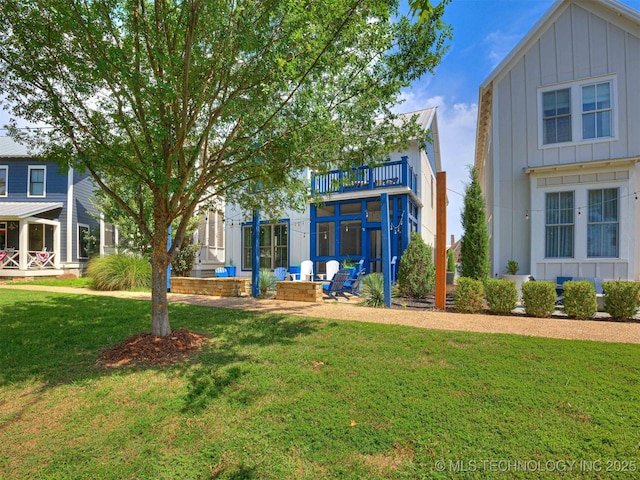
left=311, top=157, right=418, bottom=196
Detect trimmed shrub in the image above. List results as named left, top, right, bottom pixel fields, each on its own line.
left=521, top=281, right=556, bottom=318
left=397, top=232, right=435, bottom=299
left=259, top=269, right=277, bottom=297
left=454, top=277, right=484, bottom=313
left=171, top=243, right=200, bottom=277
left=360, top=273, right=385, bottom=308
left=602, top=281, right=640, bottom=320
left=87, top=253, right=151, bottom=291
left=447, top=249, right=456, bottom=273
left=485, top=278, right=518, bottom=314
left=563, top=280, right=597, bottom=319
left=460, top=166, right=489, bottom=280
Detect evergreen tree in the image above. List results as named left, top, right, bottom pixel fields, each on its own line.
left=397, top=232, right=436, bottom=299
left=461, top=166, right=489, bottom=280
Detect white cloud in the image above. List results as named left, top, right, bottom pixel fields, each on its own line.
left=483, top=30, right=522, bottom=69
left=397, top=91, right=477, bottom=242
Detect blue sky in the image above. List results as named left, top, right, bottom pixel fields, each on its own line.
left=398, top=0, right=640, bottom=242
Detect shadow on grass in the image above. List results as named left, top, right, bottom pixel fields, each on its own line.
left=0, top=291, right=320, bottom=395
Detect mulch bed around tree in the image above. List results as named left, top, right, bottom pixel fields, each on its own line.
left=98, top=329, right=209, bottom=368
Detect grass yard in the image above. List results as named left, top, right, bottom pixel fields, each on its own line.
left=5, top=276, right=92, bottom=288
left=0, top=290, right=638, bottom=479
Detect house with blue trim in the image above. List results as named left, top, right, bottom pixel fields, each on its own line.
left=223, top=107, right=442, bottom=279
left=0, top=137, right=106, bottom=277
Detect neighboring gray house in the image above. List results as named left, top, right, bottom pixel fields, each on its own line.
left=0, top=137, right=105, bottom=277
left=475, top=0, right=640, bottom=281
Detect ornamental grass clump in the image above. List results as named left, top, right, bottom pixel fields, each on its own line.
left=360, top=273, right=385, bottom=308
left=258, top=269, right=277, bottom=297
left=602, top=281, right=640, bottom=320
left=453, top=277, right=484, bottom=313
left=521, top=281, right=557, bottom=318
left=485, top=278, right=518, bottom=314
left=563, top=280, right=597, bottom=319
left=87, top=253, right=151, bottom=291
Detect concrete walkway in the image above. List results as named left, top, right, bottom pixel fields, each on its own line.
left=2, top=284, right=640, bottom=344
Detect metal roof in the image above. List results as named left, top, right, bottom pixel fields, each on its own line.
left=0, top=137, right=32, bottom=157
left=0, top=202, right=63, bottom=218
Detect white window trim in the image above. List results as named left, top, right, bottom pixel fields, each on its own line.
left=537, top=74, right=618, bottom=149
left=78, top=223, right=90, bottom=259
left=27, top=165, right=47, bottom=198
left=0, top=166, right=7, bottom=197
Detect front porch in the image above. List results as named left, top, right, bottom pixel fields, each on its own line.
left=0, top=202, right=63, bottom=277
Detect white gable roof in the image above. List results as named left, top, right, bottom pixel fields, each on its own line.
left=475, top=0, right=640, bottom=176
left=0, top=137, right=31, bottom=157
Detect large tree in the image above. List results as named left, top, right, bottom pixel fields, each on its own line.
left=0, top=0, right=451, bottom=336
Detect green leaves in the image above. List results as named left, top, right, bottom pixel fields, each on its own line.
left=0, top=0, right=451, bottom=331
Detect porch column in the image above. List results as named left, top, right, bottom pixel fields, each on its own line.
left=18, top=220, right=28, bottom=270
left=251, top=210, right=260, bottom=297
left=380, top=193, right=392, bottom=307
left=54, top=222, right=61, bottom=268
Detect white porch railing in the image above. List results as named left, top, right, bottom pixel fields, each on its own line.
left=0, top=250, right=19, bottom=269
left=26, top=251, right=57, bottom=269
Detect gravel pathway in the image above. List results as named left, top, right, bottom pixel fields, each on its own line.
left=2, top=284, right=640, bottom=344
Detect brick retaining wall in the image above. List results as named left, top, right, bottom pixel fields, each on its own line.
left=275, top=281, right=324, bottom=303
left=170, top=277, right=250, bottom=297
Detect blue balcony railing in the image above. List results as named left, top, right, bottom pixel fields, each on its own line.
left=311, top=156, right=419, bottom=196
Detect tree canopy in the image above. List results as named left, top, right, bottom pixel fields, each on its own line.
left=0, top=0, right=451, bottom=336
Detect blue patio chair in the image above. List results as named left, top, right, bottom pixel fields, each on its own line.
left=215, top=267, right=229, bottom=277
left=343, top=269, right=365, bottom=296
left=273, top=267, right=287, bottom=281
left=322, top=269, right=352, bottom=300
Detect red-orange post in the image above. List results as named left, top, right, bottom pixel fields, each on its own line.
left=435, top=171, right=447, bottom=310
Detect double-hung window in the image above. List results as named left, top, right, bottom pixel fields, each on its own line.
left=587, top=188, right=618, bottom=257
left=582, top=82, right=611, bottom=139
left=28, top=166, right=46, bottom=197
left=540, top=76, right=615, bottom=147
left=545, top=191, right=574, bottom=258
left=0, top=166, right=7, bottom=196
left=542, top=89, right=572, bottom=144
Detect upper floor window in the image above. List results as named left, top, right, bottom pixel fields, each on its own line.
left=545, top=191, right=574, bottom=258
left=28, top=166, right=46, bottom=197
left=0, top=166, right=7, bottom=196
left=587, top=188, right=618, bottom=258
left=539, top=75, right=615, bottom=147
left=582, top=82, right=611, bottom=139
left=542, top=89, right=571, bottom=144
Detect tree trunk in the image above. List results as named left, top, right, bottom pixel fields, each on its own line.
left=150, top=222, right=171, bottom=337
left=150, top=255, right=171, bottom=337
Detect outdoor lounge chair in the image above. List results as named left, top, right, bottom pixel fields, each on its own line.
left=273, top=267, right=287, bottom=281
left=325, top=260, right=340, bottom=281
left=322, top=269, right=352, bottom=300
left=343, top=269, right=365, bottom=296
left=291, top=260, right=314, bottom=281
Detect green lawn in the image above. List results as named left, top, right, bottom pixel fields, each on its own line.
left=0, top=290, right=638, bottom=479
left=6, top=276, right=92, bottom=288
